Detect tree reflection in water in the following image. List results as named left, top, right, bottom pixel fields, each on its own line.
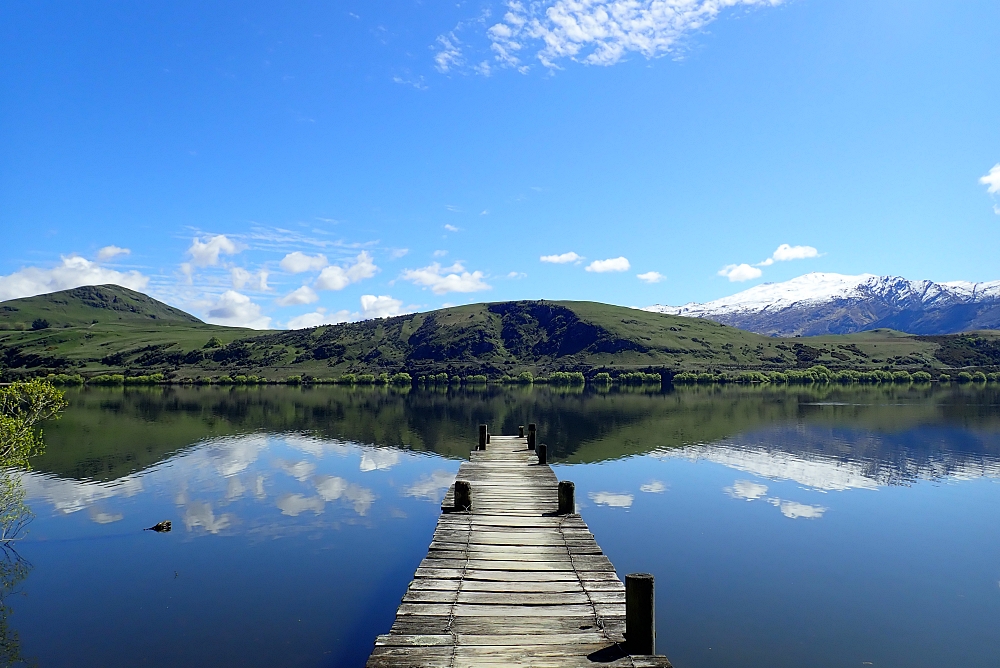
left=0, top=472, right=32, bottom=667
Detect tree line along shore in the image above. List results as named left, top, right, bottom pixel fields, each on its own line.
left=33, top=366, right=1000, bottom=388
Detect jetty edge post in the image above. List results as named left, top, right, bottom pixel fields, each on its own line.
left=454, top=480, right=472, bottom=511
left=625, top=573, right=655, bottom=655
left=558, top=481, right=575, bottom=514
left=537, top=443, right=547, bottom=465
left=528, top=423, right=536, bottom=450
left=478, top=424, right=487, bottom=450
left=518, top=425, right=525, bottom=438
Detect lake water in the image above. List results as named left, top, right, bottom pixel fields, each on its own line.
left=9, top=384, right=1000, bottom=667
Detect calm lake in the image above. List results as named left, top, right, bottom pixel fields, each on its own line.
left=9, top=384, right=1000, bottom=667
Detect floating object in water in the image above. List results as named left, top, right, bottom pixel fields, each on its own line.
left=145, top=521, right=172, bottom=533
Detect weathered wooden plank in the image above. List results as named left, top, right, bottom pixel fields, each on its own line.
left=367, top=432, right=672, bottom=668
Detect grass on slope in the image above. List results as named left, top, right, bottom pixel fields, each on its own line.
left=2, top=289, right=1000, bottom=380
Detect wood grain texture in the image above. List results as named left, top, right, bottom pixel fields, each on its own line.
left=366, top=434, right=672, bottom=667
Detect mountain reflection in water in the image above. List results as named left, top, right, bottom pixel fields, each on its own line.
left=10, top=385, right=1000, bottom=668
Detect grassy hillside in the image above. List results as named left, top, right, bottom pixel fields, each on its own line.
left=2, top=287, right=999, bottom=381
left=0, top=284, right=203, bottom=328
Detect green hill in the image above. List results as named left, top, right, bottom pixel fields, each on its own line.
left=0, top=284, right=203, bottom=328
left=1, top=287, right=999, bottom=380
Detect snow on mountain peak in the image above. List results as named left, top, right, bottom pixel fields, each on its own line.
left=645, top=272, right=1000, bottom=319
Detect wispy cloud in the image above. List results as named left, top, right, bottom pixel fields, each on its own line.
left=586, top=256, right=630, bottom=273
left=444, top=224, right=460, bottom=232
left=401, top=261, right=491, bottom=294
left=443, top=0, right=782, bottom=73
left=540, top=251, right=583, bottom=264
left=96, top=245, right=130, bottom=261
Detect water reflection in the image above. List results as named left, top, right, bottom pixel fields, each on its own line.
left=9, top=385, right=1000, bottom=667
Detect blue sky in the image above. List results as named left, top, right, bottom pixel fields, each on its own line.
left=2, top=0, right=998, bottom=328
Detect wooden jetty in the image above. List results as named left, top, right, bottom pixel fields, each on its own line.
left=367, top=426, right=672, bottom=668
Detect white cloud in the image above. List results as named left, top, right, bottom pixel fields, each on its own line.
left=588, top=491, right=634, bottom=508
left=0, top=255, right=149, bottom=301
left=433, top=250, right=449, bottom=257
left=186, top=234, right=241, bottom=268
left=768, top=498, right=827, bottom=519
left=90, top=510, right=123, bottom=524
left=637, top=271, right=665, bottom=284
left=284, top=293, right=402, bottom=329
left=390, top=248, right=409, bottom=259
left=315, top=251, right=378, bottom=291
left=540, top=251, right=583, bottom=264
left=403, top=470, right=457, bottom=503
left=444, top=224, right=460, bottom=232
left=482, top=0, right=783, bottom=70
left=276, top=493, right=325, bottom=517
left=507, top=271, right=527, bottom=279
left=231, top=268, right=269, bottom=291
left=758, top=244, right=820, bottom=266
left=280, top=251, right=329, bottom=274
left=718, top=263, right=762, bottom=282
left=435, top=33, right=464, bottom=72
left=359, top=449, right=401, bottom=472
left=277, top=459, right=317, bottom=482
left=96, top=245, right=130, bottom=261
left=980, top=164, right=1000, bottom=194
left=183, top=501, right=232, bottom=533
left=586, top=256, right=630, bottom=273
left=724, top=480, right=769, bottom=501
left=313, top=475, right=375, bottom=515
left=286, top=308, right=351, bottom=330
left=277, top=285, right=319, bottom=306
left=204, top=290, right=272, bottom=329
left=360, top=294, right=404, bottom=319
left=401, top=262, right=491, bottom=294
left=639, top=480, right=667, bottom=493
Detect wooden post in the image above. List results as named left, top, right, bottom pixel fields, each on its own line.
left=454, top=480, right=472, bottom=511
left=558, top=481, right=575, bottom=514
left=528, top=423, right=536, bottom=450
left=626, top=573, right=655, bottom=655
left=518, top=425, right=525, bottom=438
left=537, top=443, right=547, bottom=465
left=478, top=424, right=487, bottom=451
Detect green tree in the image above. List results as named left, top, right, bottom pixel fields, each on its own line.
left=0, top=380, right=67, bottom=469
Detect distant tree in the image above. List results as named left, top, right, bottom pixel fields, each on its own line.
left=29, top=319, right=48, bottom=331
left=203, top=336, right=224, bottom=349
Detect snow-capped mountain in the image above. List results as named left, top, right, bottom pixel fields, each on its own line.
left=644, top=273, right=1000, bottom=336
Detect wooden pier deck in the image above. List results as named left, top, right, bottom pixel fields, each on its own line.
left=367, top=432, right=672, bottom=668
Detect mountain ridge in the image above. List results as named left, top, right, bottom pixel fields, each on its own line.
left=645, top=272, right=1000, bottom=336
